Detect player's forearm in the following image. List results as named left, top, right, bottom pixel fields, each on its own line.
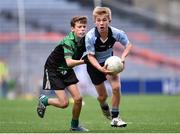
left=88, top=54, right=103, bottom=72
left=65, top=58, right=84, bottom=68
left=121, top=43, right=132, bottom=61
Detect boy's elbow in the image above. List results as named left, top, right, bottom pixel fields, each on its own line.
left=126, top=43, right=133, bottom=50
left=65, top=58, right=72, bottom=67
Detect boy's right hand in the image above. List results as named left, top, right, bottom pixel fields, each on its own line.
left=101, top=64, right=114, bottom=75
left=81, top=55, right=89, bottom=64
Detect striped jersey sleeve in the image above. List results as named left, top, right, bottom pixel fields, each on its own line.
left=111, top=26, right=129, bottom=47
left=63, top=40, right=74, bottom=59
left=85, top=28, right=96, bottom=55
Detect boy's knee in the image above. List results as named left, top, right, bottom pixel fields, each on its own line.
left=74, top=96, right=82, bottom=104
left=61, top=100, right=69, bottom=108
left=112, top=87, right=120, bottom=94
left=97, top=94, right=107, bottom=102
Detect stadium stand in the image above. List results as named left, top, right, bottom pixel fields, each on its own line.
left=0, top=0, right=180, bottom=96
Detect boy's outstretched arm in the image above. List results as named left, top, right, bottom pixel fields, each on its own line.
left=65, top=58, right=85, bottom=68
left=121, top=43, right=132, bottom=62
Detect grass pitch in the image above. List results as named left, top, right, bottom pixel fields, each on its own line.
left=0, top=94, right=180, bottom=133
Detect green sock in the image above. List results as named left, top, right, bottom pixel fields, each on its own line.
left=71, top=119, right=79, bottom=128
left=41, top=96, right=49, bottom=106
left=100, top=102, right=109, bottom=109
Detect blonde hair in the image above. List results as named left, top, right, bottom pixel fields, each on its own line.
left=92, top=7, right=112, bottom=22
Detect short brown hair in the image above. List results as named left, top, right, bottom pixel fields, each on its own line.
left=70, top=16, right=88, bottom=27
left=93, top=7, right=112, bottom=22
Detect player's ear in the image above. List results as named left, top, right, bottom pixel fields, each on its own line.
left=71, top=27, right=74, bottom=32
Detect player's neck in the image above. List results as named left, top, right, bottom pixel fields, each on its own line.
left=100, top=31, right=108, bottom=41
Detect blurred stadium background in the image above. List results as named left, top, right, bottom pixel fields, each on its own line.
left=0, top=0, right=180, bottom=99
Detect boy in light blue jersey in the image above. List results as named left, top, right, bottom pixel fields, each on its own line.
left=85, top=7, right=132, bottom=127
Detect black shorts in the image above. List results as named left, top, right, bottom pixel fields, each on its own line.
left=43, top=68, right=79, bottom=90
left=87, top=62, right=106, bottom=85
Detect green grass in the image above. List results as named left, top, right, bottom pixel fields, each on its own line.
left=0, top=94, right=180, bottom=133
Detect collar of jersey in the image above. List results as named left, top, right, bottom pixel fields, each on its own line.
left=68, top=32, right=78, bottom=42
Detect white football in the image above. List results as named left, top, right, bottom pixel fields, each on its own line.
left=105, top=56, right=124, bottom=75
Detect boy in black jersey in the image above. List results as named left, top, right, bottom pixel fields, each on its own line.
left=37, top=16, right=88, bottom=132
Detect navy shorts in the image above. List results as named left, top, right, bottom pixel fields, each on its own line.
left=86, top=62, right=106, bottom=85
left=43, top=68, right=79, bottom=90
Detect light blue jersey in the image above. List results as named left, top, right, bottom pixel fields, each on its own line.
left=85, top=26, right=129, bottom=63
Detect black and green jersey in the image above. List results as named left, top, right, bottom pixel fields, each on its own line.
left=44, top=32, right=85, bottom=71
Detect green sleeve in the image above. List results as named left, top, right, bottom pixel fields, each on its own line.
left=63, top=40, right=74, bottom=59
